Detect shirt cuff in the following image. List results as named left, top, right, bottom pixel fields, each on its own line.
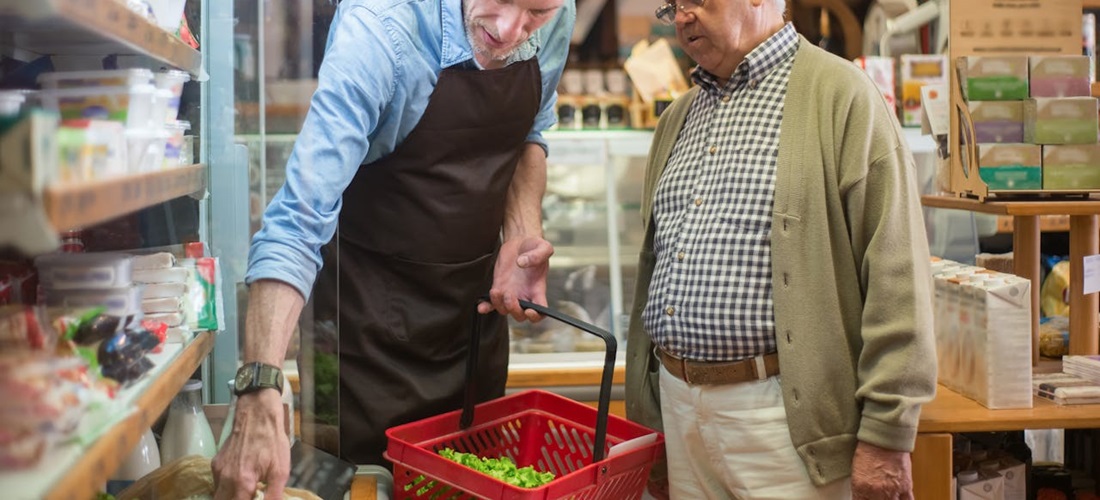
left=245, top=254, right=317, bottom=302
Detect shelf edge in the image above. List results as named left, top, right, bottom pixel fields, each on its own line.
left=43, top=164, right=206, bottom=232
left=45, top=331, right=215, bottom=500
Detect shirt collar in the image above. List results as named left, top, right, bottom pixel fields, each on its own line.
left=691, top=22, right=799, bottom=94
left=441, top=0, right=541, bottom=69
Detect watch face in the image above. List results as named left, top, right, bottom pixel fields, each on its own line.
left=235, top=365, right=253, bottom=392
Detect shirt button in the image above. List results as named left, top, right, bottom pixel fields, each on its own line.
left=665, top=306, right=675, bottom=316
left=677, top=252, right=685, bottom=261
left=694, top=197, right=703, bottom=206
left=749, top=79, right=759, bottom=88
left=721, top=95, right=731, bottom=103
left=708, top=146, right=717, bottom=155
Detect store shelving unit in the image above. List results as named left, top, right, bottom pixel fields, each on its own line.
left=913, top=383, right=1100, bottom=500
left=0, top=0, right=202, bottom=75
left=0, top=331, right=215, bottom=500
left=0, top=0, right=215, bottom=496
left=44, top=163, right=206, bottom=231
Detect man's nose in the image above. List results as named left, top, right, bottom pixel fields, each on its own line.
left=497, top=12, right=527, bottom=43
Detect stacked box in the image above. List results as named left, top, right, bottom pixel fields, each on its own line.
left=1024, top=97, right=1099, bottom=144
left=969, top=101, right=1025, bottom=143
left=978, top=144, right=1042, bottom=190
left=900, top=54, right=947, bottom=127
left=1029, top=55, right=1091, bottom=98
left=960, top=56, right=1029, bottom=101
left=1042, top=144, right=1100, bottom=189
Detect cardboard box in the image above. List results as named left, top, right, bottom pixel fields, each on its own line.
left=969, top=101, right=1025, bottom=143
left=1029, top=55, right=1091, bottom=98
left=900, top=54, right=948, bottom=127
left=978, top=144, right=1041, bottom=190
left=1042, top=144, right=1100, bottom=189
left=1024, top=97, right=1100, bottom=144
left=960, top=56, right=1029, bottom=101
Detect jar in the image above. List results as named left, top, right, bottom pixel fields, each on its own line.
left=160, top=379, right=217, bottom=463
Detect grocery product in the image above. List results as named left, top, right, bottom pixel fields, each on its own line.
left=160, top=379, right=217, bottom=463
left=1024, top=97, right=1100, bottom=145
left=1029, top=55, right=1091, bottom=98
left=978, top=143, right=1041, bottom=190
left=969, top=101, right=1025, bottom=144
left=960, top=56, right=1029, bottom=101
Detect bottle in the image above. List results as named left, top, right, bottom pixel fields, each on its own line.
left=160, top=379, right=217, bottom=463
left=106, top=428, right=161, bottom=495
left=218, top=380, right=237, bottom=450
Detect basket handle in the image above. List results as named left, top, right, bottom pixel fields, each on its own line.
left=462, top=298, right=617, bottom=463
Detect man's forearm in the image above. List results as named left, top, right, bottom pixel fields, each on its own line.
left=503, top=143, right=548, bottom=241
left=244, top=279, right=306, bottom=367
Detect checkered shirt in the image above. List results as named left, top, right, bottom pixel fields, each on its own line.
left=643, top=24, right=799, bottom=362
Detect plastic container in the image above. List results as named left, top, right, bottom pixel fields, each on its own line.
left=385, top=300, right=663, bottom=499
left=154, top=70, right=190, bottom=123
left=146, top=0, right=187, bottom=32
left=35, top=252, right=133, bottom=290
left=40, top=84, right=156, bottom=129
left=163, top=120, right=191, bottom=168
left=43, top=285, right=144, bottom=317
left=38, top=69, right=154, bottom=90
left=0, top=90, right=27, bottom=117
left=125, top=128, right=169, bottom=173
left=161, top=379, right=217, bottom=463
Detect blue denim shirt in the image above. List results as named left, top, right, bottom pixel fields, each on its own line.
left=246, top=0, right=575, bottom=299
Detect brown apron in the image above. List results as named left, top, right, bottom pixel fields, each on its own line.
left=305, top=58, right=542, bottom=465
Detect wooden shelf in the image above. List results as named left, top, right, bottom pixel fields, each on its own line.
left=43, top=163, right=206, bottom=231
left=0, top=331, right=215, bottom=500
left=921, top=195, right=1100, bottom=217
left=920, top=383, right=1100, bottom=433
left=0, top=0, right=201, bottom=74
left=995, top=214, right=1071, bottom=233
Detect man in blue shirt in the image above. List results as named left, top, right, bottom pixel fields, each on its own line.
left=213, top=0, right=575, bottom=496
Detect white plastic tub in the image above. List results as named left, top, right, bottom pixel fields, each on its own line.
left=41, top=84, right=156, bottom=129
left=125, top=128, right=170, bottom=173
left=38, top=69, right=154, bottom=90
left=154, top=70, right=190, bottom=123
left=163, top=120, right=191, bottom=168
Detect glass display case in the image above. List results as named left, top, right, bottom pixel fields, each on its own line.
left=510, top=130, right=652, bottom=362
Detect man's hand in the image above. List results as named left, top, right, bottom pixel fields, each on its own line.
left=478, top=236, right=553, bottom=321
left=851, top=441, right=914, bottom=500
left=213, top=389, right=290, bottom=500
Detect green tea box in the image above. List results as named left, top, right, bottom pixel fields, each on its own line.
left=960, top=56, right=1029, bottom=101
left=969, top=101, right=1025, bottom=143
left=978, top=144, right=1042, bottom=190
left=1029, top=55, right=1091, bottom=98
left=1024, top=97, right=1099, bottom=145
left=1042, top=144, right=1100, bottom=190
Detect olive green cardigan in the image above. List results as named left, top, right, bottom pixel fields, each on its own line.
left=624, top=37, right=938, bottom=486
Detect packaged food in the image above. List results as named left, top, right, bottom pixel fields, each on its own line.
left=0, top=305, right=53, bottom=351
left=40, top=84, right=156, bottom=129
left=35, top=252, right=133, bottom=290
left=43, top=286, right=143, bottom=317
left=133, top=266, right=190, bottom=284
left=55, top=119, right=128, bottom=183
left=163, top=120, right=191, bottom=168
left=131, top=252, right=176, bottom=270
left=38, top=69, right=154, bottom=90
left=154, top=70, right=190, bottom=123
left=142, top=282, right=188, bottom=300
left=125, top=128, right=169, bottom=173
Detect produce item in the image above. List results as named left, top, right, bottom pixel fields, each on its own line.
left=118, top=455, right=323, bottom=500
left=437, top=448, right=555, bottom=488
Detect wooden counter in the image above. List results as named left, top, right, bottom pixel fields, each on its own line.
left=507, top=362, right=627, bottom=418
left=913, top=384, right=1100, bottom=499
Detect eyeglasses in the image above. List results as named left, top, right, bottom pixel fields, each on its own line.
left=654, top=0, right=706, bottom=25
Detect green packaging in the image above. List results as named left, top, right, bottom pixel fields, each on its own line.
left=960, top=56, right=1029, bottom=101
left=978, top=144, right=1042, bottom=190
left=1024, top=97, right=1100, bottom=145
left=1042, top=144, right=1100, bottom=190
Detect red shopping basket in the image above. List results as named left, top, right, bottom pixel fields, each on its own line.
left=384, top=300, right=664, bottom=500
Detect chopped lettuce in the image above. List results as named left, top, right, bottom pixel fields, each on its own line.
left=438, top=448, right=555, bottom=488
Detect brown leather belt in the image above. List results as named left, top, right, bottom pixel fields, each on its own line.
left=656, top=347, right=780, bottom=385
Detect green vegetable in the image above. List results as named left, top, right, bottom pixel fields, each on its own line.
left=438, top=448, right=555, bottom=488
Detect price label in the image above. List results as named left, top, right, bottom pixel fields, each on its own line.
left=1083, top=254, right=1100, bottom=296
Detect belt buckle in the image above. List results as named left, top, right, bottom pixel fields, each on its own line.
left=752, top=355, right=767, bottom=381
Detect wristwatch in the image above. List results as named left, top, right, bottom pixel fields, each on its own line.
left=233, top=362, right=284, bottom=397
